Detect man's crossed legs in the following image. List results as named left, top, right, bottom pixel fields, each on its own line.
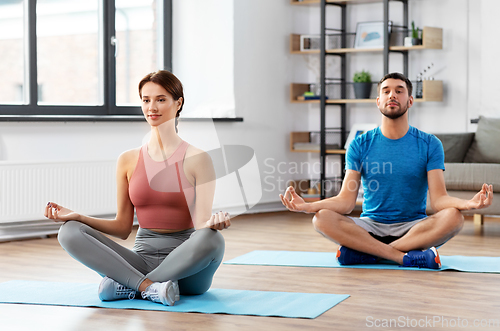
left=312, top=208, right=464, bottom=269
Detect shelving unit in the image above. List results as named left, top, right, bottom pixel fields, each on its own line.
left=290, top=0, right=443, bottom=199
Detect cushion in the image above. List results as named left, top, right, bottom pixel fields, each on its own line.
left=443, top=163, right=500, bottom=192
left=434, top=133, right=474, bottom=162
left=464, top=116, right=500, bottom=163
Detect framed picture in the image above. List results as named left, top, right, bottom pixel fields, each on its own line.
left=344, top=123, right=378, bottom=149
left=354, top=21, right=390, bottom=49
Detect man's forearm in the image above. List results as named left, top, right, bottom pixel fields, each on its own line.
left=307, top=195, right=356, bottom=214
left=432, top=195, right=468, bottom=212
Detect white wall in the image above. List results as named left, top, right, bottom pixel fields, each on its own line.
left=0, top=121, right=149, bottom=162
left=468, top=0, right=500, bottom=127
left=405, top=0, right=470, bottom=133
left=0, top=0, right=498, bottom=213
left=172, top=0, right=235, bottom=118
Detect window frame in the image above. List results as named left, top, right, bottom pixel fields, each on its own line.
left=0, top=0, right=173, bottom=121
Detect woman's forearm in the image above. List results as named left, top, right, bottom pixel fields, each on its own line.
left=74, top=214, right=133, bottom=239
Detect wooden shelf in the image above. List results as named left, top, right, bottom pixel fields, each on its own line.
left=290, top=83, right=310, bottom=103
left=393, top=27, right=443, bottom=50
left=290, top=27, right=442, bottom=54
left=292, top=148, right=346, bottom=154
left=418, top=80, right=443, bottom=102
left=327, top=48, right=384, bottom=54
left=290, top=82, right=377, bottom=104
left=327, top=99, right=375, bottom=104
left=290, top=131, right=346, bottom=154
left=292, top=97, right=440, bottom=104
left=326, top=149, right=346, bottom=154
left=290, top=81, right=443, bottom=104
left=292, top=98, right=376, bottom=104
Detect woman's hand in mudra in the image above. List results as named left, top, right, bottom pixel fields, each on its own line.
left=205, top=211, right=231, bottom=231
left=44, top=202, right=80, bottom=222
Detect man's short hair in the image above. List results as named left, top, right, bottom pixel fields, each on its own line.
left=377, top=72, right=413, bottom=97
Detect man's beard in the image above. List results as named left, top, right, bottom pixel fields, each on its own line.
left=380, top=100, right=409, bottom=119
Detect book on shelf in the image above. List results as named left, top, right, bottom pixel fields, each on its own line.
left=297, top=95, right=329, bottom=101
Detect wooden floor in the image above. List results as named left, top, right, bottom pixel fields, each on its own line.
left=1, top=212, right=499, bottom=331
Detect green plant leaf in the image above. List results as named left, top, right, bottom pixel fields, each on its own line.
left=352, top=70, right=372, bottom=83
left=411, top=21, right=419, bottom=39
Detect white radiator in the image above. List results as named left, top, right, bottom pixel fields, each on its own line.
left=0, top=160, right=116, bottom=224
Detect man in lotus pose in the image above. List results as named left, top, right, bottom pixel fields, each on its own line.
left=280, top=72, right=493, bottom=269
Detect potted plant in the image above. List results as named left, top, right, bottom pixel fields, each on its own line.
left=352, top=70, right=372, bottom=99
left=411, top=21, right=422, bottom=45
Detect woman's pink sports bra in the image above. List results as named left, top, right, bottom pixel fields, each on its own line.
left=128, top=141, right=195, bottom=230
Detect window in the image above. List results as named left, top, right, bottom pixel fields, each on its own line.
left=0, top=0, right=172, bottom=120
left=0, top=0, right=25, bottom=105
left=37, top=0, right=102, bottom=105
left=115, top=0, right=162, bottom=106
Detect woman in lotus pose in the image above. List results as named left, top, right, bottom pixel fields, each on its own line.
left=44, top=70, right=229, bottom=306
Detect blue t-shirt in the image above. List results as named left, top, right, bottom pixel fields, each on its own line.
left=346, top=126, right=445, bottom=223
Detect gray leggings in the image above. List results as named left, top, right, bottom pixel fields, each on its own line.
left=57, top=221, right=225, bottom=295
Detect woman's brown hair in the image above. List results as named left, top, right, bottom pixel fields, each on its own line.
left=139, top=70, right=184, bottom=132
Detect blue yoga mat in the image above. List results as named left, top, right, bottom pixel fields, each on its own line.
left=0, top=280, right=349, bottom=319
left=224, top=250, right=500, bottom=273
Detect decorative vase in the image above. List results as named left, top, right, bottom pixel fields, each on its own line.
left=353, top=82, right=372, bottom=99
left=404, top=37, right=422, bottom=46
left=411, top=38, right=422, bottom=46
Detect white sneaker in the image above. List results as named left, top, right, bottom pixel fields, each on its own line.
left=141, top=280, right=178, bottom=306
left=172, top=280, right=180, bottom=301
left=98, top=276, right=138, bottom=301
